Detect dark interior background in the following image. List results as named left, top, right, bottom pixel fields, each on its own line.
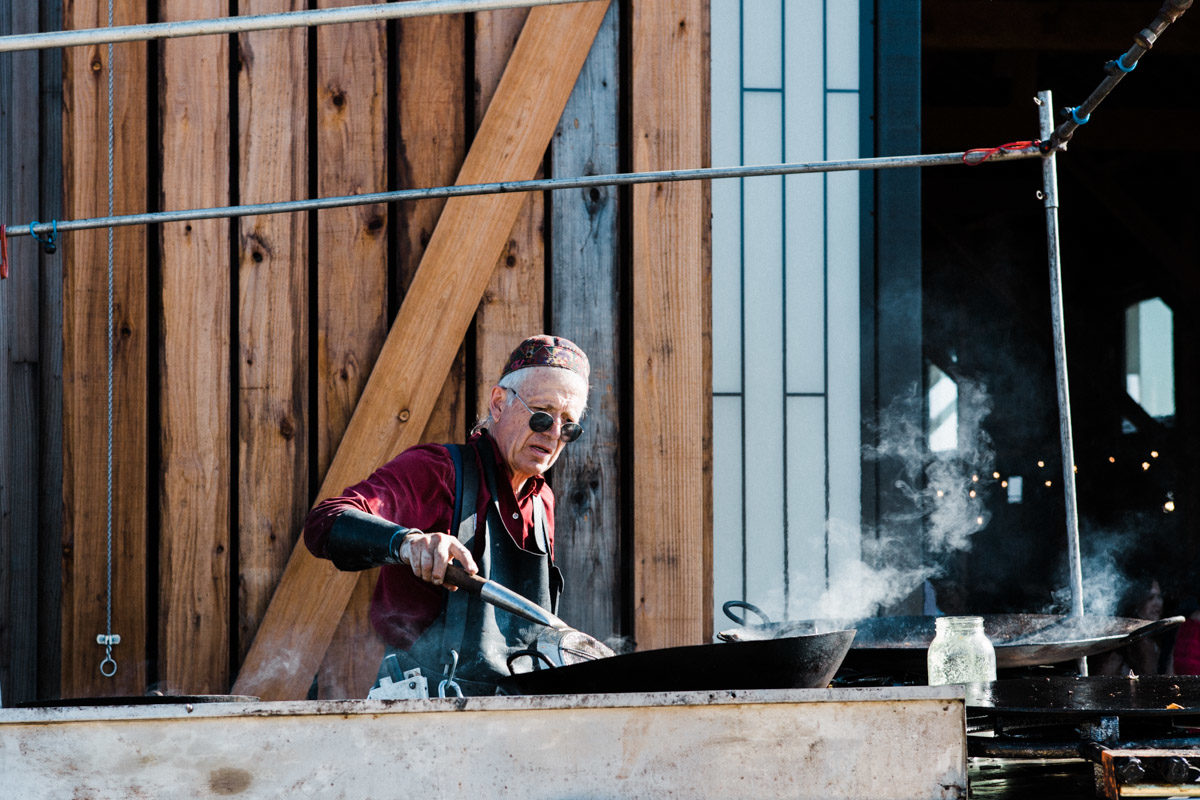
left=921, top=0, right=1200, bottom=618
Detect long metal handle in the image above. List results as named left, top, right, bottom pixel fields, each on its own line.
left=443, top=563, right=566, bottom=629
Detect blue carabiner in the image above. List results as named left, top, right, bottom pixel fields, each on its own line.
left=30, top=219, right=58, bottom=255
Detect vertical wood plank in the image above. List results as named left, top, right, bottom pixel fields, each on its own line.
left=236, top=0, right=309, bottom=677
left=37, top=0, right=65, bottom=699
left=394, top=12, right=469, bottom=447
left=0, top=0, right=42, bottom=706
left=548, top=0, right=622, bottom=641
left=312, top=0, right=388, bottom=699
left=234, top=1, right=611, bottom=699
left=158, top=0, right=231, bottom=694
left=473, top=7, right=544, bottom=405
left=630, top=0, right=708, bottom=649
left=60, top=0, right=150, bottom=697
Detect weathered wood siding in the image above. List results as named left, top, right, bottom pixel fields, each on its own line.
left=630, top=0, right=710, bottom=649
left=1, top=0, right=712, bottom=702
left=312, top=0, right=389, bottom=701
left=549, top=0, right=622, bottom=640
left=60, top=0, right=150, bottom=699
left=0, top=0, right=63, bottom=706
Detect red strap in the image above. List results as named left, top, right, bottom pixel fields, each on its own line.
left=962, top=140, right=1039, bottom=166
left=0, top=224, right=9, bottom=279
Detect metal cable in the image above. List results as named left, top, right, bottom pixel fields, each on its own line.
left=99, top=0, right=118, bottom=679
left=11, top=147, right=1044, bottom=239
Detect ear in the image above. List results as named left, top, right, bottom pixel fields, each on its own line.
left=488, top=385, right=507, bottom=421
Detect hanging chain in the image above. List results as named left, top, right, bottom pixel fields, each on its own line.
left=98, top=0, right=119, bottom=679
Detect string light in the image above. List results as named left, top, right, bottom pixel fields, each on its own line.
left=972, top=474, right=979, bottom=483
left=1044, top=480, right=1053, bottom=488
left=1142, top=461, right=1151, bottom=471
left=1164, top=500, right=1176, bottom=513
left=1037, top=460, right=1045, bottom=468
left=1001, top=480, right=1008, bottom=488
left=969, top=489, right=977, bottom=498
left=1108, top=456, right=1116, bottom=463
left=1151, top=451, right=1159, bottom=459
left=992, top=471, right=1001, bottom=479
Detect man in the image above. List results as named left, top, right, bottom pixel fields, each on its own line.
left=303, top=334, right=589, bottom=695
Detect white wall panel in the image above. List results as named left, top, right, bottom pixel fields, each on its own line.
left=784, top=0, right=824, bottom=162
left=826, top=91, right=862, bottom=572
left=785, top=173, right=825, bottom=395
left=786, top=396, right=828, bottom=618
left=711, top=0, right=742, bottom=168
left=709, top=0, right=866, bottom=626
left=741, top=90, right=785, bottom=612
left=711, top=0, right=742, bottom=394
left=826, top=0, right=859, bottom=90
left=712, top=178, right=743, bottom=394
left=712, top=396, right=744, bottom=618
left=742, top=0, right=782, bottom=89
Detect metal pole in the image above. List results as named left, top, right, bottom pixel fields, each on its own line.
left=1048, top=0, right=1192, bottom=150
left=1039, top=91, right=1088, bottom=655
left=9, top=147, right=1042, bottom=239
left=0, top=0, right=593, bottom=53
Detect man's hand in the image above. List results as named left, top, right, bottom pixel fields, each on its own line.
left=397, top=531, right=478, bottom=588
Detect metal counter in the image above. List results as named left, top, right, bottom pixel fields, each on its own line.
left=2, top=686, right=967, bottom=799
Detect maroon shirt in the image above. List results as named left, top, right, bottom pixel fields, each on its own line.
left=303, top=431, right=555, bottom=649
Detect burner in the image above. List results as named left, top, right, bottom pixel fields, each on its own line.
left=967, top=677, right=1200, bottom=798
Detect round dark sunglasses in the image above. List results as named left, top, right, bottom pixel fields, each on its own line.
left=508, top=389, right=583, bottom=442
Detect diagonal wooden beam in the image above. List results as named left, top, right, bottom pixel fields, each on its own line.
left=233, top=0, right=611, bottom=700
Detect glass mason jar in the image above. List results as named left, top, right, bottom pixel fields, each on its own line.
left=927, top=615, right=997, bottom=686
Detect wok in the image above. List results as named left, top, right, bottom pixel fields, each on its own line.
left=719, top=601, right=1184, bottom=672
left=498, top=629, right=856, bottom=695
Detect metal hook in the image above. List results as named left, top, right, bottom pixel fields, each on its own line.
left=97, top=633, right=120, bottom=677
left=438, top=649, right=463, bottom=698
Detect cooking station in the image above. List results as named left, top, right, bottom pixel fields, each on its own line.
left=0, top=686, right=967, bottom=799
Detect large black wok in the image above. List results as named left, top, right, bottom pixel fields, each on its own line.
left=498, top=629, right=856, bottom=695
left=719, top=602, right=1184, bottom=672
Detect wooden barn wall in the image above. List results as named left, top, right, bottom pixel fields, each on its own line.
left=0, top=0, right=708, bottom=702
left=0, top=0, right=64, bottom=706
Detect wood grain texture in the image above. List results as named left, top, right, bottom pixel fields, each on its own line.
left=0, top=0, right=43, bottom=706
left=234, top=0, right=611, bottom=700
left=236, top=0, right=309, bottom=675
left=394, top=10, right=469, bottom=448
left=60, top=0, right=150, bottom=697
left=313, top=0, right=388, bottom=699
left=547, top=0, right=622, bottom=642
left=157, top=0, right=231, bottom=695
left=36, top=0, right=65, bottom=700
left=630, top=0, right=708, bottom=650
left=472, top=7, right=544, bottom=407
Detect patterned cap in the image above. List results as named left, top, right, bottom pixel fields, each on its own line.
left=501, top=334, right=590, bottom=382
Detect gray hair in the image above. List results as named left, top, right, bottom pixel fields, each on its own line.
left=472, top=368, right=589, bottom=434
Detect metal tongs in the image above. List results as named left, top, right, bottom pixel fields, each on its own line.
left=443, top=563, right=568, bottom=629
left=443, top=563, right=615, bottom=668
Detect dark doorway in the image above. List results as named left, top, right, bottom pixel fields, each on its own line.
left=921, top=1, right=1200, bottom=618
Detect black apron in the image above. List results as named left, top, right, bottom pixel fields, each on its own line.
left=377, top=437, right=563, bottom=695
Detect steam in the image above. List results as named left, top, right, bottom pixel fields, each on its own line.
left=1048, top=522, right=1142, bottom=617
left=787, top=380, right=997, bottom=620
left=867, top=379, right=995, bottom=555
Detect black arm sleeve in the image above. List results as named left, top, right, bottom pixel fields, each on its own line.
left=324, top=507, right=416, bottom=571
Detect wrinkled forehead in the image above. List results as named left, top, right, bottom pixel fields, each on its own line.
left=513, top=367, right=588, bottom=413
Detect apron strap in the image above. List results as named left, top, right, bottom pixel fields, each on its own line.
left=440, top=442, right=479, bottom=671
